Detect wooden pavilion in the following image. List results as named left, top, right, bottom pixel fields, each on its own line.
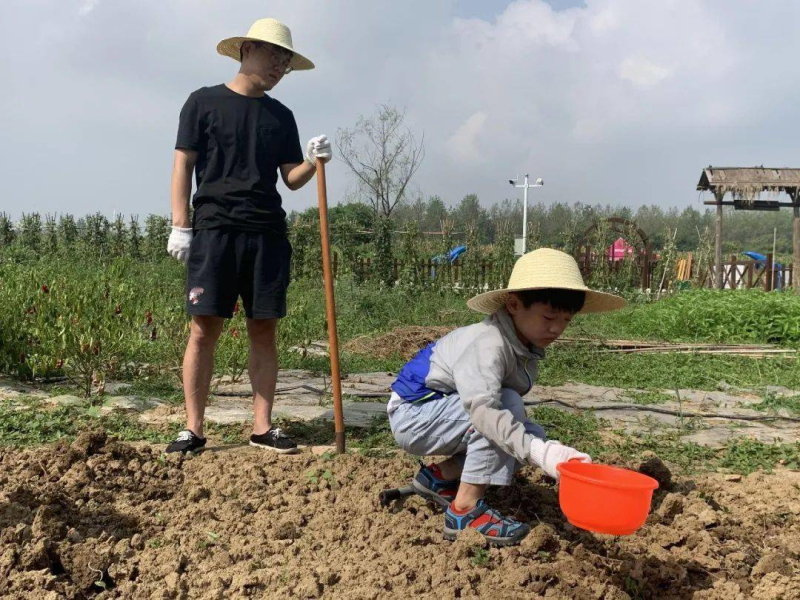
left=696, top=166, right=800, bottom=290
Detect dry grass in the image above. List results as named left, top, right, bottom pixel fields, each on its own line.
left=344, top=325, right=455, bottom=360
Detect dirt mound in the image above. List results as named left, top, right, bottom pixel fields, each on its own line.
left=1, top=430, right=184, bottom=596
left=344, top=326, right=455, bottom=360
left=2, top=430, right=800, bottom=598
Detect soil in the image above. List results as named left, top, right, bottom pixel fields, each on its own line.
left=2, top=430, right=800, bottom=599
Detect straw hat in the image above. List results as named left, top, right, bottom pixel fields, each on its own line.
left=467, top=248, right=626, bottom=314
left=216, top=18, right=315, bottom=71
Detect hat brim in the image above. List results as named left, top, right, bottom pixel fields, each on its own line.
left=466, top=285, right=626, bottom=315
left=216, top=36, right=315, bottom=70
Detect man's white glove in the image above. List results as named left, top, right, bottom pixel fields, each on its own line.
left=167, top=226, right=192, bottom=262
left=305, top=134, right=332, bottom=165
left=529, top=438, right=591, bottom=480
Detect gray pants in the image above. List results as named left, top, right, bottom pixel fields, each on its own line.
left=388, top=388, right=546, bottom=486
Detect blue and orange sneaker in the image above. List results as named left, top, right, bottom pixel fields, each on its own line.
left=411, top=462, right=460, bottom=509
left=443, top=499, right=531, bottom=546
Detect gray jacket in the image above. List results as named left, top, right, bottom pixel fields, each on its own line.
left=391, top=307, right=544, bottom=463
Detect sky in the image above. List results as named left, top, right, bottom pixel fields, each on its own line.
left=2, top=0, right=799, bottom=221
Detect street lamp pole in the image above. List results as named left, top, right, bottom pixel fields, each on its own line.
left=508, top=174, right=543, bottom=254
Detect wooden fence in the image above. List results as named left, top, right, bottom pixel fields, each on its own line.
left=340, top=251, right=795, bottom=292
left=677, top=253, right=793, bottom=291
left=349, top=256, right=657, bottom=289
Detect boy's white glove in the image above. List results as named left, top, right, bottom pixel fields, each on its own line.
left=305, top=134, right=332, bottom=165
left=167, top=226, right=192, bottom=262
left=529, top=438, right=591, bottom=480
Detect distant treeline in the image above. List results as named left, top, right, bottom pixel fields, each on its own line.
left=289, top=195, right=797, bottom=255
left=1, top=196, right=795, bottom=261
left=0, top=213, right=169, bottom=261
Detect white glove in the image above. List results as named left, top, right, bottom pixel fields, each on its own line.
left=167, top=226, right=192, bottom=262
left=305, top=134, right=332, bottom=165
left=529, top=438, right=592, bottom=480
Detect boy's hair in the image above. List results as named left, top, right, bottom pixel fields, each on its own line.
left=512, top=288, right=586, bottom=314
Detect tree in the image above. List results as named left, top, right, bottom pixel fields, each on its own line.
left=424, top=195, right=449, bottom=232
left=0, top=213, right=14, bottom=247
left=336, top=105, right=424, bottom=218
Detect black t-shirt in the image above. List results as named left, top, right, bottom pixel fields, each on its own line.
left=175, top=84, right=304, bottom=233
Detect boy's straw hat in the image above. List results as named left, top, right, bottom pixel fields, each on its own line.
left=467, top=248, right=626, bottom=314
left=216, top=18, right=315, bottom=71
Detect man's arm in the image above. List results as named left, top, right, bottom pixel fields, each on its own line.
left=167, top=149, right=197, bottom=262
left=171, top=149, right=197, bottom=227
left=279, top=134, right=332, bottom=191
left=279, top=160, right=316, bottom=191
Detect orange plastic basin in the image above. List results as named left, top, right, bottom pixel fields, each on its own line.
left=556, top=462, right=659, bottom=535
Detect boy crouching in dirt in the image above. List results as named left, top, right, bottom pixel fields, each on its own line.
left=387, top=248, right=625, bottom=546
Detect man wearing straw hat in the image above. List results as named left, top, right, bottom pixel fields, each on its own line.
left=165, top=18, right=330, bottom=454
left=387, top=248, right=626, bottom=545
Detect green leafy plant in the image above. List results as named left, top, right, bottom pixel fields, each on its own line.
left=469, top=546, right=490, bottom=567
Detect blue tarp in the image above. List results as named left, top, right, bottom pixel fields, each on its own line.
left=742, top=250, right=782, bottom=268
left=432, top=245, right=467, bottom=264
left=742, top=251, right=784, bottom=289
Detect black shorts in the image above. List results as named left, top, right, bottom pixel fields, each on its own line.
left=186, top=228, right=292, bottom=319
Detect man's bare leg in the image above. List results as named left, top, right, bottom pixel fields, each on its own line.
left=182, top=315, right=225, bottom=438
left=246, top=317, right=279, bottom=435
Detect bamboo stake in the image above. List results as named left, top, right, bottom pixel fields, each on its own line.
left=657, top=227, right=678, bottom=299
left=316, top=160, right=345, bottom=453
left=772, top=226, right=778, bottom=290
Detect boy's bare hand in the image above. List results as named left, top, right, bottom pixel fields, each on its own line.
left=529, top=439, right=591, bottom=481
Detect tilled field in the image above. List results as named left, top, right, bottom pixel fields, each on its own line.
left=2, top=431, right=799, bottom=599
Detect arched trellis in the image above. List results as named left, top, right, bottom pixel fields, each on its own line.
left=575, top=217, right=654, bottom=290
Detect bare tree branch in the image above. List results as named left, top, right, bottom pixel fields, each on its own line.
left=336, top=105, right=425, bottom=218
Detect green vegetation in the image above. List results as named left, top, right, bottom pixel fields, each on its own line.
left=0, top=255, right=480, bottom=391
left=625, top=390, right=674, bottom=405
left=534, top=406, right=800, bottom=475
left=469, top=547, right=491, bottom=567
left=0, top=398, right=181, bottom=446
left=538, top=343, right=800, bottom=390
left=584, top=289, right=800, bottom=345
left=2, top=392, right=798, bottom=475
left=752, top=392, right=800, bottom=416
left=2, top=253, right=799, bottom=396
left=0, top=398, right=395, bottom=451
left=2, top=216, right=800, bottom=476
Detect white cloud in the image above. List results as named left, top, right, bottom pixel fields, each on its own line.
left=1, top=0, right=800, bottom=219
left=447, top=112, right=488, bottom=163
left=618, top=57, right=671, bottom=88
left=77, top=0, right=100, bottom=16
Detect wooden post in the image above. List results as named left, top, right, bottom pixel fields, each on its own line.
left=729, top=254, right=737, bottom=289
left=747, top=262, right=754, bottom=289
left=794, top=199, right=800, bottom=292
left=315, top=161, right=345, bottom=454
left=715, top=191, right=724, bottom=289
left=765, top=253, right=774, bottom=292
left=641, top=244, right=650, bottom=290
